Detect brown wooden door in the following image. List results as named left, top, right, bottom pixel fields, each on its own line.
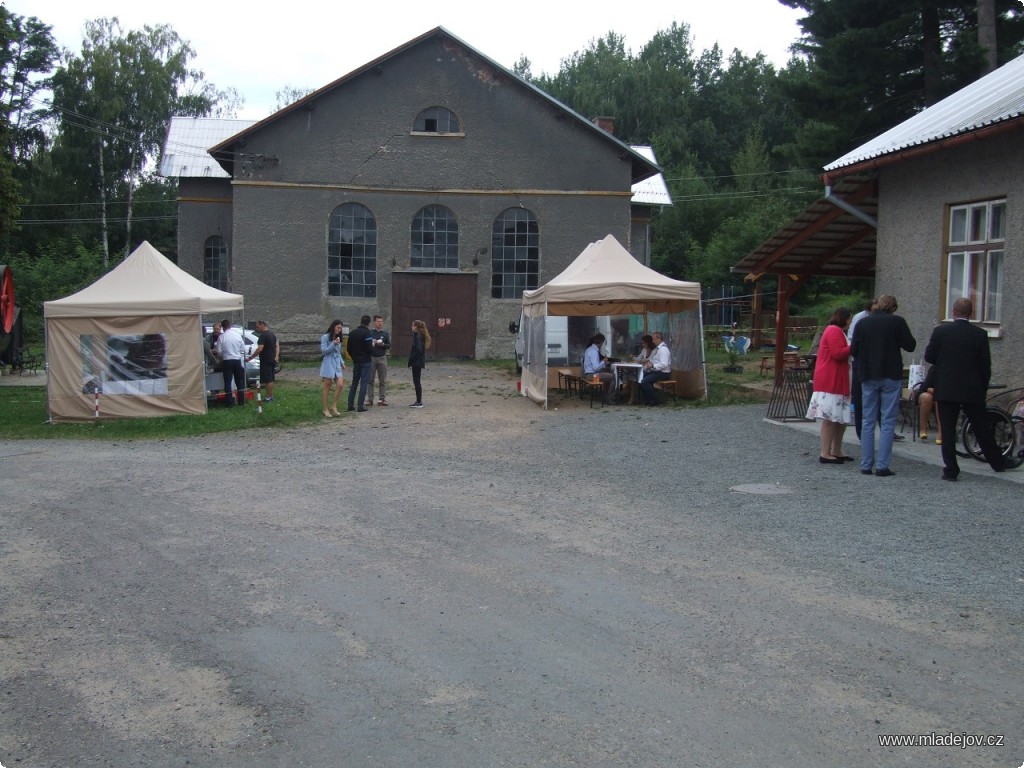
left=392, top=273, right=477, bottom=359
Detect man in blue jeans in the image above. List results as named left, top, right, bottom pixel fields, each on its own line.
left=849, top=295, right=916, bottom=476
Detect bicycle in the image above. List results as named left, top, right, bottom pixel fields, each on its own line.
left=954, top=387, right=1024, bottom=469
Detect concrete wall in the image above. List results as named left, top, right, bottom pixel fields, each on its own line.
left=877, top=130, right=1023, bottom=386
left=176, top=178, right=233, bottom=283
left=177, top=35, right=640, bottom=358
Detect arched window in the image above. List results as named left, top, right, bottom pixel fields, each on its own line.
left=413, top=106, right=461, bottom=134
left=411, top=205, right=459, bottom=269
left=328, top=203, right=377, bottom=297
left=204, top=236, right=228, bottom=291
left=490, top=208, right=539, bottom=299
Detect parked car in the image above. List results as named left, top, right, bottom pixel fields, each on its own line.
left=204, top=325, right=260, bottom=387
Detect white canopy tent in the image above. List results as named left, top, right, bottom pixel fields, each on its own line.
left=520, top=234, right=706, bottom=407
left=44, top=241, right=244, bottom=422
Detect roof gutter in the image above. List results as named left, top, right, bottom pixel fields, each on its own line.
left=824, top=186, right=878, bottom=229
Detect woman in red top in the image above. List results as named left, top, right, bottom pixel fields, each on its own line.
left=806, top=308, right=853, bottom=464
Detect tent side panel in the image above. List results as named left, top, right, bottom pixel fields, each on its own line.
left=676, top=369, right=706, bottom=399
left=46, top=315, right=207, bottom=423
left=521, top=307, right=547, bottom=404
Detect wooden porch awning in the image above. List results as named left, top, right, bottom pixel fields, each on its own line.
left=730, top=173, right=877, bottom=385
left=732, top=173, right=877, bottom=280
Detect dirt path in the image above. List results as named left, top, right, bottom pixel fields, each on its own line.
left=1, top=362, right=1022, bottom=767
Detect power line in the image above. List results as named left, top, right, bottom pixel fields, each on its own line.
left=666, top=169, right=817, bottom=183
left=670, top=186, right=814, bottom=202
left=17, top=215, right=178, bottom=225
left=18, top=199, right=177, bottom=209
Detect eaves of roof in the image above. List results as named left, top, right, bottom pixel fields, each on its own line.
left=207, top=27, right=660, bottom=184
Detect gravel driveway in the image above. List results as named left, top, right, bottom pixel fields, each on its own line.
left=1, top=362, right=1021, bottom=767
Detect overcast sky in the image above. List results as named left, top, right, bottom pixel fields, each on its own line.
left=15, top=0, right=805, bottom=120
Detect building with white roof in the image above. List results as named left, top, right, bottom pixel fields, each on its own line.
left=736, top=52, right=1024, bottom=386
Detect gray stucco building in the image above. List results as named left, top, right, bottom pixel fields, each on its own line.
left=161, top=28, right=663, bottom=359
left=736, top=52, right=1023, bottom=388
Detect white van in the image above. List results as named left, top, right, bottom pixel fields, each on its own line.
left=510, top=313, right=612, bottom=373
left=511, top=314, right=568, bottom=373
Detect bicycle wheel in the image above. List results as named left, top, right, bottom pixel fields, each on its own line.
left=963, top=406, right=1014, bottom=462
left=1004, top=415, right=1024, bottom=469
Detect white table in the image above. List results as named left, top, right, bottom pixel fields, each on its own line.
left=612, top=362, right=644, bottom=402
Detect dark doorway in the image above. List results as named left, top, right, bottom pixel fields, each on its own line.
left=392, top=273, right=478, bottom=359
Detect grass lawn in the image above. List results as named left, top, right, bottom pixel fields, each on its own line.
left=0, top=353, right=773, bottom=439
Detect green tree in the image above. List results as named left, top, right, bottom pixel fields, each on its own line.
left=779, top=0, right=1024, bottom=164
left=8, top=237, right=105, bottom=340
left=49, top=18, right=222, bottom=266
left=274, top=85, right=314, bottom=112
left=0, top=7, right=58, bottom=243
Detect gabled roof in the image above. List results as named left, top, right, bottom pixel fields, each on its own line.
left=737, top=53, right=1024, bottom=281
left=205, top=27, right=659, bottom=184
left=824, top=52, right=1024, bottom=181
left=159, top=117, right=255, bottom=178
left=44, top=241, right=244, bottom=318
left=523, top=233, right=700, bottom=313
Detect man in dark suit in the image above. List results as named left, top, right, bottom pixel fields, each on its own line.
left=924, top=297, right=1006, bottom=480
left=849, top=294, right=916, bottom=476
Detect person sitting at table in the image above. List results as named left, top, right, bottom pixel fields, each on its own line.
left=638, top=331, right=672, bottom=406
left=633, top=334, right=654, bottom=363
left=619, top=334, right=654, bottom=402
left=916, top=364, right=942, bottom=443
left=582, top=333, right=615, bottom=404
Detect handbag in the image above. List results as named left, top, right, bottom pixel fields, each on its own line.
left=907, top=363, right=926, bottom=390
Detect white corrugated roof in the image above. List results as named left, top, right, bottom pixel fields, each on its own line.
left=826, top=52, right=1024, bottom=172
left=159, top=117, right=257, bottom=178
left=630, top=145, right=673, bottom=206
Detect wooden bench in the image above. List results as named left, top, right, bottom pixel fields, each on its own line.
left=579, top=375, right=606, bottom=407
left=557, top=368, right=581, bottom=395
left=759, top=351, right=805, bottom=376
left=653, top=377, right=678, bottom=403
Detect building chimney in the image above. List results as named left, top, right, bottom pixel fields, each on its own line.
left=592, top=116, right=616, bottom=135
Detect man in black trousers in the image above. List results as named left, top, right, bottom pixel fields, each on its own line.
left=924, top=297, right=1006, bottom=480
left=346, top=315, right=374, bottom=412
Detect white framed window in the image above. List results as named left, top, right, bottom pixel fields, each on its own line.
left=944, top=199, right=1005, bottom=322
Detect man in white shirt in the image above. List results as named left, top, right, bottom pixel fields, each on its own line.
left=215, top=319, right=247, bottom=406
left=638, top=331, right=672, bottom=406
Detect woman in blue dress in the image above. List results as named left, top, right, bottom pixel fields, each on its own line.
left=320, top=319, right=346, bottom=417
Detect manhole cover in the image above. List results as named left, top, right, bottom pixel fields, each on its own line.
left=730, top=483, right=792, bottom=495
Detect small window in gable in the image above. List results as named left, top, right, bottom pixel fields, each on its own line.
left=414, top=106, right=461, bottom=134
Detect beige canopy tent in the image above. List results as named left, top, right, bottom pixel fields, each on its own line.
left=520, top=234, right=706, bottom=407
left=44, top=241, right=244, bottom=422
